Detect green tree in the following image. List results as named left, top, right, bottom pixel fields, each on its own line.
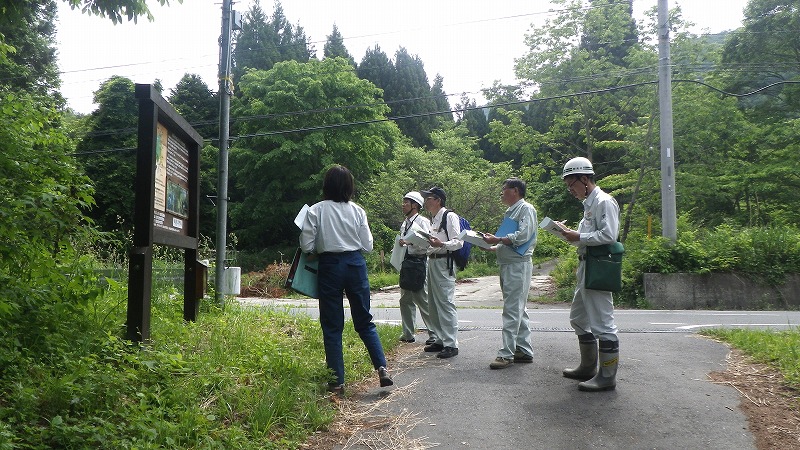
left=0, top=89, right=95, bottom=317
left=231, top=0, right=313, bottom=87
left=2, top=0, right=168, bottom=26
left=168, top=73, right=219, bottom=238
left=75, top=76, right=138, bottom=236
left=388, top=47, right=439, bottom=148
left=228, top=58, right=404, bottom=249
left=455, top=96, right=493, bottom=159
left=0, top=0, right=62, bottom=102
left=513, top=0, right=647, bottom=169
left=721, top=0, right=800, bottom=120
left=168, top=73, right=218, bottom=139
left=431, top=74, right=454, bottom=125
left=323, top=23, right=355, bottom=66
left=357, top=44, right=394, bottom=91
left=360, top=127, right=514, bottom=254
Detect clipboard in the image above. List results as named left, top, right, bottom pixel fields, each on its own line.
left=496, top=217, right=535, bottom=256
left=285, top=247, right=319, bottom=298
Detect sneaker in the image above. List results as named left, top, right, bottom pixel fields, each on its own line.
left=378, top=366, right=393, bottom=387
left=399, top=337, right=416, bottom=343
left=513, top=350, right=534, bottom=363
left=424, top=343, right=444, bottom=352
left=436, top=346, right=459, bottom=359
left=425, top=337, right=436, bottom=345
left=490, top=357, right=513, bottom=369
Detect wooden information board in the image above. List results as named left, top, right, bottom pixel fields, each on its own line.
left=126, top=84, right=204, bottom=343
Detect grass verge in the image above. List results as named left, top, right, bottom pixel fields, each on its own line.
left=701, top=328, right=800, bottom=389
left=0, top=284, right=399, bottom=449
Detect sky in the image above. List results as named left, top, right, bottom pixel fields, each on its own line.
left=55, top=0, right=751, bottom=115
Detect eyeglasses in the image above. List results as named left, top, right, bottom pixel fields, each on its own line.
left=567, top=177, right=582, bottom=189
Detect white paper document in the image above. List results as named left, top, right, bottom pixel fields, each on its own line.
left=539, top=217, right=569, bottom=241
left=457, top=229, right=493, bottom=249
left=403, top=229, right=432, bottom=248
left=389, top=235, right=404, bottom=272
left=293, top=204, right=310, bottom=230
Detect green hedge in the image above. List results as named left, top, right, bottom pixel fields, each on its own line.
left=553, top=224, right=800, bottom=308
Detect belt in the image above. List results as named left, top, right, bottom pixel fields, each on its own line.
left=405, top=255, right=426, bottom=261
left=428, top=253, right=449, bottom=259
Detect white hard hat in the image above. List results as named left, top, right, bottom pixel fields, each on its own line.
left=403, top=191, right=424, bottom=208
left=562, top=157, right=594, bottom=178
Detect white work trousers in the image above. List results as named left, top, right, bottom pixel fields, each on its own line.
left=570, top=260, right=618, bottom=342
left=426, top=257, right=459, bottom=348
left=497, top=260, right=534, bottom=359
left=399, top=279, right=436, bottom=341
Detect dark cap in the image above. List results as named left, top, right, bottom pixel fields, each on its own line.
left=421, top=186, right=446, bottom=204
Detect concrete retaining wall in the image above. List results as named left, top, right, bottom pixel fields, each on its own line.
left=643, top=273, right=800, bottom=310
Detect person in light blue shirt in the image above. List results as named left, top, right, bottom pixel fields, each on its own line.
left=481, top=178, right=537, bottom=369
left=300, top=165, right=392, bottom=395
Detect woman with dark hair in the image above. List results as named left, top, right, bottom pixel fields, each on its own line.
left=300, top=165, right=393, bottom=395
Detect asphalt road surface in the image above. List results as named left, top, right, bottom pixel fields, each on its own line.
left=239, top=277, right=800, bottom=449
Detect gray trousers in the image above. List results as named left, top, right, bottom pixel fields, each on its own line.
left=426, top=257, right=458, bottom=348
left=399, top=279, right=436, bottom=340
left=497, top=260, right=534, bottom=359
left=570, top=260, right=618, bottom=342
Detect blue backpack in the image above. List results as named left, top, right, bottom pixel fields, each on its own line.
left=440, top=210, right=472, bottom=270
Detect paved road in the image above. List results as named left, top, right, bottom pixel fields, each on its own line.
left=239, top=276, right=800, bottom=449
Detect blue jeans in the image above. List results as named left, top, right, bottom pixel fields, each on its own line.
left=318, top=251, right=387, bottom=385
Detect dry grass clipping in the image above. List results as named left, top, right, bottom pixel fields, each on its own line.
left=301, top=344, right=439, bottom=450
left=708, top=348, right=800, bottom=450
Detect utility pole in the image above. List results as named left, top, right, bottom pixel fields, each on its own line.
left=658, top=0, right=677, bottom=243
left=215, top=0, right=233, bottom=307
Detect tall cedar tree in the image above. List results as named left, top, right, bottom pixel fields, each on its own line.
left=389, top=47, right=438, bottom=148
left=357, top=44, right=394, bottom=91
left=231, top=0, right=313, bottom=89
left=431, top=74, right=454, bottom=125
left=323, top=23, right=356, bottom=66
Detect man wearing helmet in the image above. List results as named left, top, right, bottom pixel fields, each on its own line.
left=557, top=157, right=621, bottom=391
left=397, top=191, right=437, bottom=345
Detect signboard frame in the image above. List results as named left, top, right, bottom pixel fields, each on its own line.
left=126, top=84, right=204, bottom=342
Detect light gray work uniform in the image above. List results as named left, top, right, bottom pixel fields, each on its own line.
left=494, top=198, right=537, bottom=359
left=398, top=214, right=437, bottom=342
left=426, top=208, right=463, bottom=349
left=570, top=187, right=620, bottom=342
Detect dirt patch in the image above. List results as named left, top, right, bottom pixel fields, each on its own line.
left=708, top=349, right=800, bottom=450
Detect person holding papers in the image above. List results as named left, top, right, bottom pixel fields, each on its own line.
left=420, top=187, right=463, bottom=359
left=299, top=165, right=392, bottom=396
left=480, top=178, right=537, bottom=369
left=397, top=191, right=437, bottom=345
left=558, top=157, right=620, bottom=392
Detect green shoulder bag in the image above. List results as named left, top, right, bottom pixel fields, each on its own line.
left=584, top=241, right=624, bottom=292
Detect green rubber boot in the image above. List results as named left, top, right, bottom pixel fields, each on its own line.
left=562, top=333, right=597, bottom=381
left=578, top=340, right=618, bottom=392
